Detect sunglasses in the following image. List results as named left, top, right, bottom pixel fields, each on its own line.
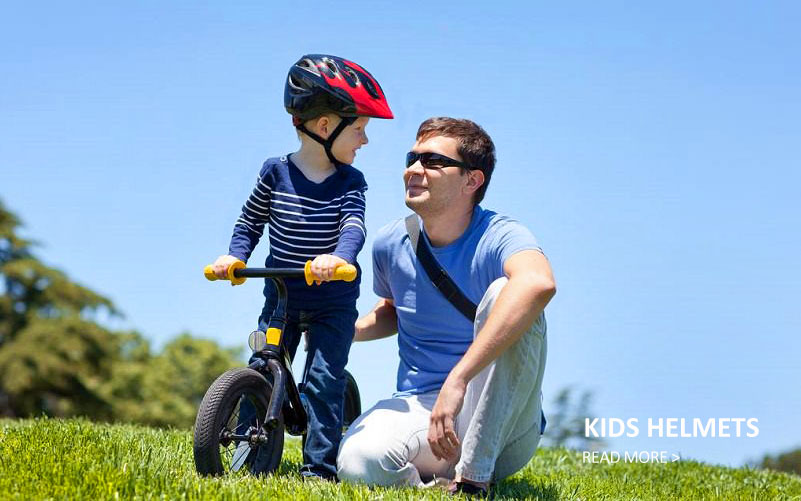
left=406, top=151, right=472, bottom=170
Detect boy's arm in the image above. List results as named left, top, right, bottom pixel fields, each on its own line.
left=354, top=298, right=398, bottom=342
left=228, top=167, right=272, bottom=262
left=331, top=186, right=367, bottom=264
left=310, top=185, right=366, bottom=280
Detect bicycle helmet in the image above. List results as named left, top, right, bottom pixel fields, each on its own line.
left=285, top=54, right=393, bottom=164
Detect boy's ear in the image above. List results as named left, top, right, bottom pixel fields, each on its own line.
left=307, top=115, right=338, bottom=138
left=316, top=115, right=331, bottom=136
left=304, top=116, right=322, bottom=137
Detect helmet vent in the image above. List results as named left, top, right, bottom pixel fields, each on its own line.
left=322, top=59, right=338, bottom=78
left=288, top=75, right=305, bottom=90
left=298, top=58, right=320, bottom=76
left=362, top=77, right=379, bottom=99
left=343, top=67, right=359, bottom=87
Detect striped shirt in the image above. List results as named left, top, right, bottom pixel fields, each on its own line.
left=228, top=155, right=367, bottom=308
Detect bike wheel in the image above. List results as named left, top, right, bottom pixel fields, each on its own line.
left=193, top=367, right=284, bottom=476
left=300, top=369, right=362, bottom=452
left=342, top=369, right=361, bottom=429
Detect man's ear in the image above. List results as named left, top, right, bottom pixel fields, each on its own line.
left=465, top=169, right=485, bottom=195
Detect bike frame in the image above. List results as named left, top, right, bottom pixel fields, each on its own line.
left=203, top=261, right=357, bottom=441
left=237, top=267, right=309, bottom=436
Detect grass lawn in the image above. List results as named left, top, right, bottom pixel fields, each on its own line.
left=1, top=418, right=799, bottom=500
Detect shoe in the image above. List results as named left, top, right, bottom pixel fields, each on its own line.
left=300, top=468, right=337, bottom=482
left=423, top=477, right=452, bottom=489
left=447, top=480, right=489, bottom=498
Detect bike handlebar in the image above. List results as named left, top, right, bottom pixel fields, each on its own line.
left=203, top=260, right=357, bottom=286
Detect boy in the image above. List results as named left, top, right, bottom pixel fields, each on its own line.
left=210, top=54, right=393, bottom=479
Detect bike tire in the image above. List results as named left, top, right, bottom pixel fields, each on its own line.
left=193, top=367, right=284, bottom=476
left=300, top=369, right=362, bottom=452
left=343, top=369, right=361, bottom=429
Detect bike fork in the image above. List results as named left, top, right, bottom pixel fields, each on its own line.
left=249, top=353, right=307, bottom=435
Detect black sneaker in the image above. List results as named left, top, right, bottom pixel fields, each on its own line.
left=447, top=480, right=489, bottom=498
left=300, top=468, right=337, bottom=483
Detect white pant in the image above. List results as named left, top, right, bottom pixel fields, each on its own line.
left=338, top=278, right=548, bottom=485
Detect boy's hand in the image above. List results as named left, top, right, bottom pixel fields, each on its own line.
left=310, top=254, right=348, bottom=282
left=211, top=255, right=242, bottom=281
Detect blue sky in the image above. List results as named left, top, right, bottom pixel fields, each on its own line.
left=2, top=2, right=799, bottom=467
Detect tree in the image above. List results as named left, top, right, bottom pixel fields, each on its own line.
left=0, top=198, right=241, bottom=426
left=0, top=199, right=120, bottom=417
left=540, top=386, right=605, bottom=451
left=104, top=333, right=241, bottom=428
left=759, top=448, right=801, bottom=477
left=0, top=201, right=116, bottom=344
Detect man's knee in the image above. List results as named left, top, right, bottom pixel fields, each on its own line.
left=476, top=277, right=546, bottom=352
left=337, top=433, right=405, bottom=486
left=477, top=277, right=508, bottom=319
left=336, top=438, right=369, bottom=484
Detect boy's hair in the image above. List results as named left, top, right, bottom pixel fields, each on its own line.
left=416, top=117, right=496, bottom=205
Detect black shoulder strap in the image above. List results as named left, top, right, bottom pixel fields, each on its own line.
left=405, top=215, right=477, bottom=322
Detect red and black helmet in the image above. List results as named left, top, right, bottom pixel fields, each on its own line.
left=285, top=54, right=394, bottom=121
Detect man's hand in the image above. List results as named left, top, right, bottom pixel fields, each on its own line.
left=428, top=376, right=467, bottom=462
left=310, top=254, right=348, bottom=281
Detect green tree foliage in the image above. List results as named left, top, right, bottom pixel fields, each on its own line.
left=0, top=199, right=240, bottom=426
left=0, top=201, right=116, bottom=346
left=0, top=316, right=119, bottom=418
left=104, top=333, right=241, bottom=428
left=0, top=199, right=120, bottom=417
left=760, top=448, right=801, bottom=477
left=540, top=386, right=605, bottom=451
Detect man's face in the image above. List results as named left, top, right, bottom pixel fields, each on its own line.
left=404, top=135, right=469, bottom=215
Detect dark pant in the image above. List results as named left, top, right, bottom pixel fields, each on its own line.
left=251, top=287, right=358, bottom=478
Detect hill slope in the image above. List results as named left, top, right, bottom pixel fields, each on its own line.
left=1, top=418, right=799, bottom=500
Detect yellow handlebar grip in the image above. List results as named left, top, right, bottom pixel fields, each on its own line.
left=304, top=261, right=358, bottom=285
left=203, top=260, right=246, bottom=285
left=304, top=261, right=317, bottom=286
left=228, top=260, right=247, bottom=285
left=333, top=264, right=357, bottom=282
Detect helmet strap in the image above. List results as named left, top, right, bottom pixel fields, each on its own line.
left=295, top=116, right=356, bottom=166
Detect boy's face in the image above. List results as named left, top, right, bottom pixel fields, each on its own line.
left=331, top=117, right=370, bottom=165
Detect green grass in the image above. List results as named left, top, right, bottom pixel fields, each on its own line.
left=1, top=418, right=800, bottom=500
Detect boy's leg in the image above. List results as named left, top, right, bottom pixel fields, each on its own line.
left=337, top=392, right=452, bottom=486
left=300, top=305, right=359, bottom=479
left=455, top=277, right=548, bottom=484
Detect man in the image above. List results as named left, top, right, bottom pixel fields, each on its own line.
left=337, top=117, right=556, bottom=497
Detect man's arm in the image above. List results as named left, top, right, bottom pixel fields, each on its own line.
left=428, top=249, right=556, bottom=461
left=354, top=298, right=398, bottom=342
left=448, top=249, right=555, bottom=386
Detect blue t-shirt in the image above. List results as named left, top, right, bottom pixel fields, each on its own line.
left=372, top=205, right=543, bottom=396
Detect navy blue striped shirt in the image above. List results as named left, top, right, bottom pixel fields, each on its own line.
left=228, top=155, right=367, bottom=309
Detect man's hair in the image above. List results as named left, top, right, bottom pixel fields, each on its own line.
left=416, top=117, right=496, bottom=205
